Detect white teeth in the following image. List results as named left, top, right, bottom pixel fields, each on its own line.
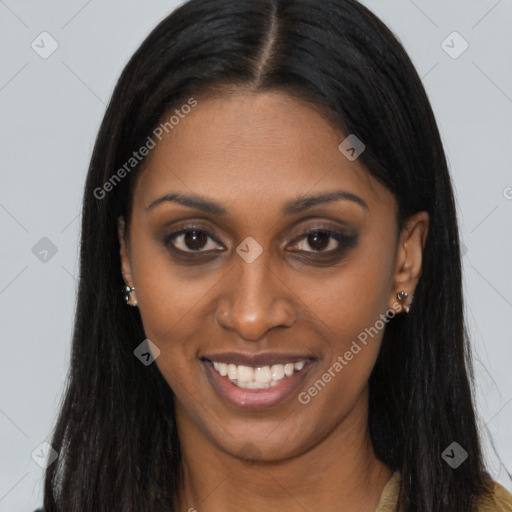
left=284, top=363, right=294, bottom=376
left=228, top=364, right=237, bottom=380
left=209, top=359, right=309, bottom=388
left=254, top=366, right=272, bottom=383
left=237, top=365, right=254, bottom=382
left=271, top=364, right=285, bottom=380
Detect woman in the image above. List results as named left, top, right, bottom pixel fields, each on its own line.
left=36, top=0, right=512, bottom=510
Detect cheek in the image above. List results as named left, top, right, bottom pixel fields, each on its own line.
left=129, top=229, right=213, bottom=336
left=294, top=233, right=396, bottom=406
left=127, top=233, right=222, bottom=391
left=299, top=234, right=395, bottom=339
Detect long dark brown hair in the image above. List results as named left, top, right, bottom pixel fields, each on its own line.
left=42, top=0, right=491, bottom=510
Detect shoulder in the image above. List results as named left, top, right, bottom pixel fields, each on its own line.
left=375, top=470, right=401, bottom=511
left=476, top=479, right=512, bottom=511
left=375, top=472, right=512, bottom=512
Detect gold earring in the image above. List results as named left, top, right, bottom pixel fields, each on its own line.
left=123, top=284, right=138, bottom=307
left=397, top=291, right=411, bottom=313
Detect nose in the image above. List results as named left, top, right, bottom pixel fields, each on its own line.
left=214, top=249, right=297, bottom=341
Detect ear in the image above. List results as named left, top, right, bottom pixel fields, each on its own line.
left=388, top=211, right=429, bottom=312
left=118, top=215, right=134, bottom=288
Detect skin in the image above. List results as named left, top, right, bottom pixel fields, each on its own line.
left=118, top=89, right=428, bottom=512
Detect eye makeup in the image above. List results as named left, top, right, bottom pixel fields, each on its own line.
left=160, top=220, right=359, bottom=266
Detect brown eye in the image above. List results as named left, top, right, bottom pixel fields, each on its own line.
left=164, top=227, right=224, bottom=253
left=305, top=231, right=333, bottom=251
left=182, top=230, right=208, bottom=251
left=289, top=229, right=355, bottom=253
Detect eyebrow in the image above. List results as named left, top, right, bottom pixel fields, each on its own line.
left=145, top=190, right=368, bottom=215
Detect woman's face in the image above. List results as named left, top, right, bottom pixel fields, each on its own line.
left=119, top=89, right=427, bottom=461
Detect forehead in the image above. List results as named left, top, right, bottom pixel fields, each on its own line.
left=133, top=90, right=395, bottom=218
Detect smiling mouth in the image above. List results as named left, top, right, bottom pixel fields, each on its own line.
left=205, top=359, right=312, bottom=389
left=203, top=358, right=313, bottom=389
left=200, top=355, right=317, bottom=409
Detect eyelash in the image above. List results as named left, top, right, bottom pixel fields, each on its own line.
left=163, top=224, right=357, bottom=261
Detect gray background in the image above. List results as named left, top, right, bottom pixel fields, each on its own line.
left=1, top=0, right=511, bottom=510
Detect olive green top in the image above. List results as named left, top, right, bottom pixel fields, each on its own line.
left=375, top=471, right=512, bottom=511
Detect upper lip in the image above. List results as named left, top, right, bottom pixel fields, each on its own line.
left=201, top=352, right=316, bottom=367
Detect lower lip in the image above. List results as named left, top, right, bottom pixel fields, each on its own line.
left=202, top=359, right=315, bottom=410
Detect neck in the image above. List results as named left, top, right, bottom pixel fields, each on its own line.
left=173, top=390, right=392, bottom=512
